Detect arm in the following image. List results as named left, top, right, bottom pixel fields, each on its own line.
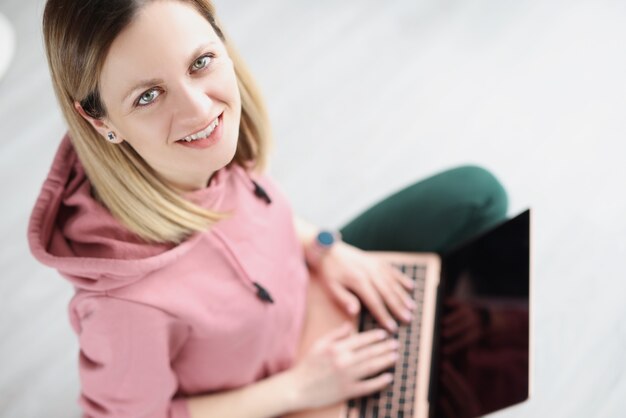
left=294, top=214, right=328, bottom=270
left=74, top=295, right=307, bottom=418
left=74, top=296, right=191, bottom=418
left=293, top=215, right=415, bottom=334
left=293, top=214, right=319, bottom=250
left=187, top=371, right=300, bottom=418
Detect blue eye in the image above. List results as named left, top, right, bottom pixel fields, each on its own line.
left=137, top=88, right=160, bottom=106
left=191, top=54, right=213, bottom=72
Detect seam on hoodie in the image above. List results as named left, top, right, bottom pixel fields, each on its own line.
left=209, top=228, right=258, bottom=291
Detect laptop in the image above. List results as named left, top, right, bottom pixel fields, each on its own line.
left=286, top=209, right=531, bottom=418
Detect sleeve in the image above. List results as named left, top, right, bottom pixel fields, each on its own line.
left=72, top=296, right=192, bottom=418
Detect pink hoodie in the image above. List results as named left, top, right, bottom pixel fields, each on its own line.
left=28, top=134, right=310, bottom=418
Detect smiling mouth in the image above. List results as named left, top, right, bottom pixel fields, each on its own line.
left=177, top=112, right=223, bottom=143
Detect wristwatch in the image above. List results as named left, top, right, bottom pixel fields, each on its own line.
left=305, top=229, right=342, bottom=269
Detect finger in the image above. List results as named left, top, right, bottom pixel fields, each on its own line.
left=442, top=313, right=474, bottom=337
left=442, top=305, right=472, bottom=325
left=356, top=280, right=399, bottom=334
left=442, top=309, right=464, bottom=326
left=386, top=264, right=417, bottom=312
left=326, top=280, right=361, bottom=316
left=350, top=338, right=399, bottom=365
left=444, top=330, right=474, bottom=354
left=351, top=350, right=399, bottom=380
left=335, top=327, right=389, bottom=352
left=440, top=363, right=465, bottom=418
left=444, top=337, right=465, bottom=355
left=444, top=328, right=482, bottom=354
left=370, top=272, right=413, bottom=325
left=440, top=365, right=465, bottom=416
left=387, top=264, right=415, bottom=291
left=390, top=278, right=417, bottom=312
left=442, top=362, right=479, bottom=412
left=349, top=373, right=394, bottom=399
left=314, top=321, right=353, bottom=348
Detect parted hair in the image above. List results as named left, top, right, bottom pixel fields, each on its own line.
left=43, top=0, right=273, bottom=245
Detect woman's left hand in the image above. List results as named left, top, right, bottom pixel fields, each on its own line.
left=310, top=241, right=417, bottom=334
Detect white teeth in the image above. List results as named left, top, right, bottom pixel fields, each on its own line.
left=181, top=116, right=220, bottom=142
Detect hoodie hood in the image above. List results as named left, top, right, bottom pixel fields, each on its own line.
left=28, top=134, right=276, bottom=295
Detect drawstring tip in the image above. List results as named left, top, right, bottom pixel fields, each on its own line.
left=253, top=282, right=274, bottom=304
left=252, top=180, right=272, bottom=204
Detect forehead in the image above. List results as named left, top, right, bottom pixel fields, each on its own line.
left=99, top=1, right=221, bottom=101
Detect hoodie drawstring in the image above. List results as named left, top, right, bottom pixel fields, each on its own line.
left=231, top=165, right=272, bottom=206
left=252, top=180, right=272, bottom=204
left=211, top=166, right=274, bottom=304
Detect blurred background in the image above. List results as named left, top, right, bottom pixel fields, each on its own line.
left=1, top=0, right=625, bottom=416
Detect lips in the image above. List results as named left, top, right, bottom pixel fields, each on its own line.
left=174, top=113, right=224, bottom=149
left=176, top=112, right=223, bottom=143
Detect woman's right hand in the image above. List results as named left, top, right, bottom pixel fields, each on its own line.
left=287, top=322, right=400, bottom=410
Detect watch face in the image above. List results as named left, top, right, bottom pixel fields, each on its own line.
left=318, top=231, right=335, bottom=246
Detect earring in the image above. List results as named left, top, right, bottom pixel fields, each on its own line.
left=106, top=131, right=117, bottom=142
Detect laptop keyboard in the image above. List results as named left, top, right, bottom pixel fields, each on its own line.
left=348, top=263, right=427, bottom=418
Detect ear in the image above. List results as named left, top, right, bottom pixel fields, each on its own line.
left=73, top=101, right=123, bottom=144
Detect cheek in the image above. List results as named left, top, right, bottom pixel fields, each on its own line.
left=214, top=59, right=241, bottom=106
left=123, top=115, right=171, bottom=153
left=217, top=78, right=240, bottom=108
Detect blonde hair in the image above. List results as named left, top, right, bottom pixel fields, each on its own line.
left=43, top=0, right=273, bottom=245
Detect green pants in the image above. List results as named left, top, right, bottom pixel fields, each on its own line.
left=338, top=165, right=509, bottom=255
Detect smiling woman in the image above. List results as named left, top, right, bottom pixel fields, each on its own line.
left=29, top=0, right=511, bottom=417
left=44, top=0, right=272, bottom=244
left=79, top=2, right=243, bottom=193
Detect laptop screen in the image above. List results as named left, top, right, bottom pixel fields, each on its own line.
left=430, top=209, right=530, bottom=418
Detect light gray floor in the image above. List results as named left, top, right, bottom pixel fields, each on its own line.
left=1, top=0, right=625, bottom=417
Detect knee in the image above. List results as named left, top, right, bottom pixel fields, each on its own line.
left=447, top=165, right=509, bottom=218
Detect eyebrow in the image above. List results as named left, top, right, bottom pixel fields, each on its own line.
left=121, top=41, right=218, bottom=104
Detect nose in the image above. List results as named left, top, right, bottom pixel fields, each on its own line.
left=173, top=81, right=213, bottom=132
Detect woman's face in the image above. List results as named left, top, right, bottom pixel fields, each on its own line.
left=77, top=0, right=241, bottom=192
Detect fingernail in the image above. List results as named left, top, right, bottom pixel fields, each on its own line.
left=406, top=299, right=417, bottom=309
left=402, top=310, right=412, bottom=322
left=387, top=320, right=398, bottom=333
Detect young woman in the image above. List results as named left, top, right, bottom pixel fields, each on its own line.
left=28, top=0, right=509, bottom=417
